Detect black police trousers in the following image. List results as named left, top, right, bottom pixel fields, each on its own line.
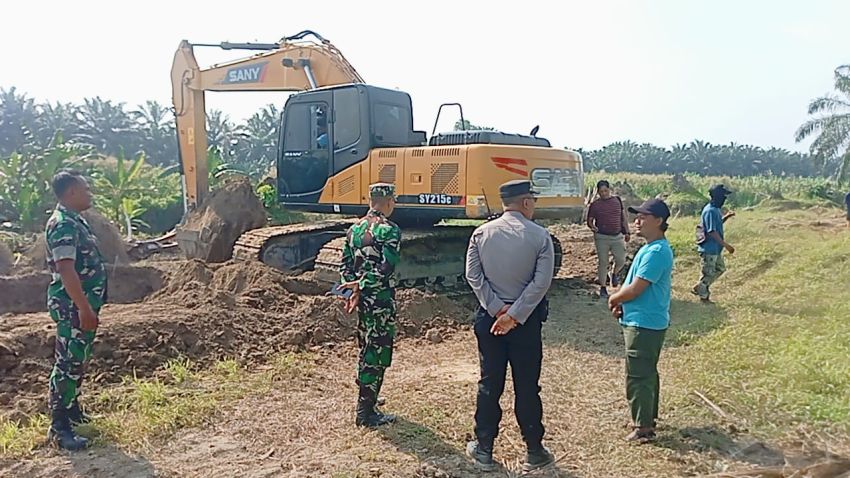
left=473, top=299, right=547, bottom=450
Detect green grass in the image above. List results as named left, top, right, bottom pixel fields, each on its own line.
left=0, top=352, right=311, bottom=457
left=664, top=208, right=850, bottom=435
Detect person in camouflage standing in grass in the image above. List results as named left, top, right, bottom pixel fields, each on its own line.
left=339, top=183, right=401, bottom=428
left=44, top=170, right=107, bottom=451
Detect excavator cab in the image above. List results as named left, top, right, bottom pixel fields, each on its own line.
left=277, top=84, right=426, bottom=209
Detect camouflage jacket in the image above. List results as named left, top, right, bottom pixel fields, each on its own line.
left=45, top=204, right=107, bottom=309
left=340, top=210, right=401, bottom=293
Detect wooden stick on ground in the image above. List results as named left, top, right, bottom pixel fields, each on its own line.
left=692, top=390, right=735, bottom=422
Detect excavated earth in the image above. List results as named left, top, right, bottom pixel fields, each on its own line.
left=0, top=219, right=618, bottom=422
left=0, top=257, right=477, bottom=421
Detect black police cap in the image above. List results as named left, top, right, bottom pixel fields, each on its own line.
left=499, top=180, right=538, bottom=200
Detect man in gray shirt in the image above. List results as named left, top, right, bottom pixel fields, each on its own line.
left=464, top=179, right=555, bottom=472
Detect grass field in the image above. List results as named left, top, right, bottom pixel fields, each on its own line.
left=663, top=207, right=850, bottom=438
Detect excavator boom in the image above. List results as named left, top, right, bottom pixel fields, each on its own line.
left=170, top=31, right=363, bottom=210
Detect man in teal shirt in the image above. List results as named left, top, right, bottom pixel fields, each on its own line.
left=608, top=198, right=674, bottom=442
left=692, top=184, right=735, bottom=303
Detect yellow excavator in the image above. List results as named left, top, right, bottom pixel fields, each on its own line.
left=171, top=30, right=584, bottom=287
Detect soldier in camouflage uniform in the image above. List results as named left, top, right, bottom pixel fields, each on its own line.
left=339, top=183, right=401, bottom=428
left=44, top=170, right=107, bottom=451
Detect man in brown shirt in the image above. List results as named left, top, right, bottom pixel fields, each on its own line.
left=587, top=180, right=630, bottom=298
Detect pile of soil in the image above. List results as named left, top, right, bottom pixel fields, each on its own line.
left=0, top=265, right=164, bottom=315
left=26, top=209, right=130, bottom=268
left=177, top=178, right=267, bottom=262
left=150, top=259, right=473, bottom=344
left=0, top=258, right=475, bottom=419
left=0, top=242, right=12, bottom=275
left=82, top=209, right=131, bottom=264
left=671, top=173, right=705, bottom=197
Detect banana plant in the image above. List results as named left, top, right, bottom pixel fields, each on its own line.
left=92, top=150, right=148, bottom=239
left=0, top=131, right=88, bottom=231
left=207, top=147, right=247, bottom=189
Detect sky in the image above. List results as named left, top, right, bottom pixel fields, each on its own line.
left=2, top=0, right=848, bottom=153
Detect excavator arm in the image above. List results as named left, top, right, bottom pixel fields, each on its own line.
left=170, top=30, right=364, bottom=210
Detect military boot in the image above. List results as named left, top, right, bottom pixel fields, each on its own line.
left=355, top=397, right=395, bottom=428
left=67, top=401, right=91, bottom=425
left=48, top=409, right=90, bottom=451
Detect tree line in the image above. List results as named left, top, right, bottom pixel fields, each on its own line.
left=4, top=66, right=850, bottom=183
left=0, top=87, right=277, bottom=178
left=571, top=140, right=818, bottom=177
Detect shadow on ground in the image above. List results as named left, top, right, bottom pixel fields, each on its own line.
left=379, top=417, right=578, bottom=477
left=0, top=443, right=157, bottom=478
left=543, top=284, right=730, bottom=356
left=657, top=425, right=785, bottom=467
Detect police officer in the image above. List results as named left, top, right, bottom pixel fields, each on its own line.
left=45, top=170, right=107, bottom=451
left=339, top=183, right=401, bottom=427
left=464, top=179, right=555, bottom=472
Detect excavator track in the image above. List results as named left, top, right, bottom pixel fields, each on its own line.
left=314, top=226, right=477, bottom=291
left=234, top=220, right=563, bottom=295
left=232, top=219, right=358, bottom=271
left=315, top=227, right=564, bottom=292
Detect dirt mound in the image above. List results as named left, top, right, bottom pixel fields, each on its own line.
left=0, top=266, right=164, bottom=315
left=0, top=272, right=48, bottom=315
left=0, top=259, right=476, bottom=417
left=82, top=209, right=130, bottom=264
left=151, top=259, right=474, bottom=345
left=672, top=173, right=704, bottom=196
left=25, top=209, right=130, bottom=268
left=0, top=242, right=13, bottom=275
left=176, top=178, right=267, bottom=263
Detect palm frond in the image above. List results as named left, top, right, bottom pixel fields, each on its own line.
left=795, top=118, right=826, bottom=142
left=807, top=94, right=850, bottom=115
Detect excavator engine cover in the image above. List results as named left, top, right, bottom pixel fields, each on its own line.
left=428, top=131, right=551, bottom=148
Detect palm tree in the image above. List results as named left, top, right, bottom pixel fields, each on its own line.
left=234, top=104, right=280, bottom=177
left=74, top=96, right=139, bottom=157
left=0, top=87, right=38, bottom=156
left=796, top=65, right=850, bottom=183
left=206, top=109, right=238, bottom=159
left=132, top=100, right=177, bottom=166
left=35, top=102, right=79, bottom=147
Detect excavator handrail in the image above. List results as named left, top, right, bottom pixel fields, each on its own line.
left=189, top=31, right=330, bottom=52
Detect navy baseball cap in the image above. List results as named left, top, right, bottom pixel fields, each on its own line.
left=628, top=198, right=671, bottom=221
left=709, top=184, right=733, bottom=196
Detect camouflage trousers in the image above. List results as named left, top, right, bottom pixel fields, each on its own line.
left=48, top=300, right=97, bottom=412
left=694, top=253, right=726, bottom=299
left=356, top=296, right=396, bottom=406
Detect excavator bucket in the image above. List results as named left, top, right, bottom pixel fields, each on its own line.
left=176, top=178, right=267, bottom=263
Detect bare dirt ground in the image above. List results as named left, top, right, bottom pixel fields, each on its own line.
left=2, top=224, right=848, bottom=477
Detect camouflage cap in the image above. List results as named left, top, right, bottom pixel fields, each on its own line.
left=369, top=182, right=396, bottom=198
